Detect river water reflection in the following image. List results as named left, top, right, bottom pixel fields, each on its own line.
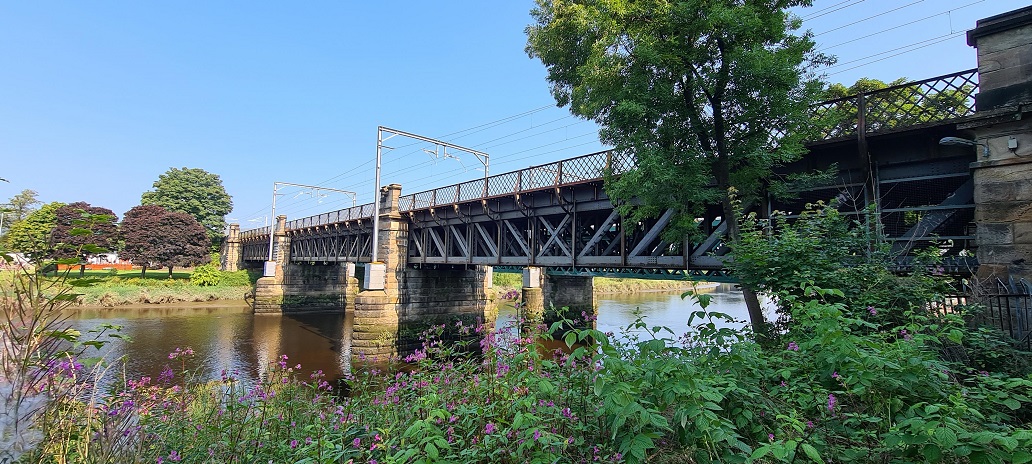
left=67, top=284, right=753, bottom=386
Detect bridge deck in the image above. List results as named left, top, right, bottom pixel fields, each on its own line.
left=241, top=69, right=980, bottom=278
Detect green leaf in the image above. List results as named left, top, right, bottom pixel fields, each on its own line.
left=801, top=443, right=824, bottom=463
left=1001, top=398, right=1021, bottom=411
left=750, top=445, right=772, bottom=460
left=1010, top=450, right=1032, bottom=464
left=922, top=444, right=943, bottom=462
left=934, top=428, right=958, bottom=448
left=425, top=442, right=439, bottom=460
left=564, top=331, right=577, bottom=347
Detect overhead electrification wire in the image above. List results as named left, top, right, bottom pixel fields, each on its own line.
left=825, top=31, right=964, bottom=75
left=240, top=105, right=594, bottom=223
left=817, top=0, right=932, bottom=36
left=816, top=0, right=984, bottom=51
left=802, top=0, right=866, bottom=22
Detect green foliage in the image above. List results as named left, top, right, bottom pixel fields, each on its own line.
left=526, top=0, right=831, bottom=242
left=16, top=200, right=1032, bottom=463
left=1, top=220, right=123, bottom=461
left=0, top=189, right=41, bottom=245
left=218, top=269, right=258, bottom=287
left=189, top=264, right=222, bottom=287
left=141, top=167, right=233, bottom=243
left=5, top=201, right=64, bottom=256
left=731, top=203, right=947, bottom=334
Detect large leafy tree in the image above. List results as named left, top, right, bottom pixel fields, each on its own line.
left=5, top=201, right=64, bottom=256
left=121, top=204, right=209, bottom=277
left=50, top=202, right=119, bottom=277
left=526, top=0, right=830, bottom=337
left=141, top=168, right=233, bottom=244
left=0, top=189, right=40, bottom=245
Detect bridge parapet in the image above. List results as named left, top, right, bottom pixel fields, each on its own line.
left=399, top=150, right=635, bottom=212
left=808, top=69, right=978, bottom=141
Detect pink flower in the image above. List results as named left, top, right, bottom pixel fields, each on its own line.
left=867, top=306, right=877, bottom=316
left=832, top=371, right=840, bottom=379
left=827, top=394, right=837, bottom=413
left=786, top=341, right=800, bottom=351
left=290, top=439, right=298, bottom=448
left=533, top=429, right=541, bottom=441
left=485, top=423, right=496, bottom=434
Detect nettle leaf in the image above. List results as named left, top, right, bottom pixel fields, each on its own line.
left=81, top=244, right=109, bottom=254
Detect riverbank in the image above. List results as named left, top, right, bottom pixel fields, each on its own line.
left=492, top=272, right=714, bottom=295
left=73, top=272, right=710, bottom=308
left=60, top=269, right=256, bottom=308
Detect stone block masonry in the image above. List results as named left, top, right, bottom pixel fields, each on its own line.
left=966, top=6, right=1032, bottom=283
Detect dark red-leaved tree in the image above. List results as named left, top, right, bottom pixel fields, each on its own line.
left=50, top=202, right=119, bottom=277
left=120, top=204, right=167, bottom=277
left=121, top=205, right=209, bottom=277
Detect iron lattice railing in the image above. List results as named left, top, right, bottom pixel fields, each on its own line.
left=811, top=69, right=978, bottom=140
left=398, top=150, right=634, bottom=212
left=239, top=69, right=979, bottom=236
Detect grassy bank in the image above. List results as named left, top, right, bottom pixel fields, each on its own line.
left=493, top=272, right=704, bottom=294
left=60, top=269, right=256, bottom=307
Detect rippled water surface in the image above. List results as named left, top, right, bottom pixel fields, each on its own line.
left=67, top=284, right=757, bottom=384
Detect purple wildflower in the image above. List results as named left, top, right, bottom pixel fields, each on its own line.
left=867, top=306, right=877, bottom=316
left=485, top=423, right=496, bottom=434
left=827, top=394, right=837, bottom=413
left=786, top=341, right=800, bottom=351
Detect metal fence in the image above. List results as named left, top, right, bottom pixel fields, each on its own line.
left=934, top=278, right=1032, bottom=352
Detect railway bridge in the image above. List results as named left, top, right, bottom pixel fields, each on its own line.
left=221, top=8, right=1032, bottom=361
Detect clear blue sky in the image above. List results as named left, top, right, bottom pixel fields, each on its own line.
left=1, top=0, right=1026, bottom=229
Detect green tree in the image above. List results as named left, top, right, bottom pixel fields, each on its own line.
left=50, top=202, right=119, bottom=277
left=0, top=190, right=41, bottom=246
left=141, top=168, right=233, bottom=244
left=526, top=0, right=830, bottom=337
left=121, top=204, right=209, bottom=277
left=5, top=202, right=64, bottom=256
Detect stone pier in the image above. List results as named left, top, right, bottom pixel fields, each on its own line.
left=521, top=267, right=595, bottom=331
left=221, top=224, right=243, bottom=272
left=252, top=216, right=359, bottom=313
left=351, top=184, right=496, bottom=362
left=966, top=6, right=1032, bottom=284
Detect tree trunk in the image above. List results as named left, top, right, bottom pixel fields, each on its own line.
left=141, top=266, right=147, bottom=277
left=78, top=264, right=85, bottom=278
left=168, top=266, right=174, bottom=278
left=717, top=184, right=770, bottom=343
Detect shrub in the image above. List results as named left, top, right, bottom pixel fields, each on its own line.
left=189, top=264, right=221, bottom=287
left=218, top=269, right=255, bottom=287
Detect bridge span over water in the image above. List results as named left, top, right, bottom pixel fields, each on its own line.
left=219, top=8, right=1032, bottom=362
left=234, top=69, right=984, bottom=281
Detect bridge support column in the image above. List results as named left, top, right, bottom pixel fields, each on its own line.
left=221, top=224, right=243, bottom=272
left=351, top=184, right=497, bottom=362
left=253, top=215, right=292, bottom=313
left=521, top=267, right=596, bottom=332
left=522, top=267, right=546, bottom=331
left=353, top=184, right=407, bottom=361
left=966, top=7, right=1032, bottom=284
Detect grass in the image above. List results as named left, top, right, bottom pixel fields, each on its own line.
left=44, top=268, right=260, bottom=307
left=493, top=272, right=699, bottom=294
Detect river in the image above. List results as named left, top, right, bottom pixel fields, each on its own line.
left=66, top=283, right=756, bottom=386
